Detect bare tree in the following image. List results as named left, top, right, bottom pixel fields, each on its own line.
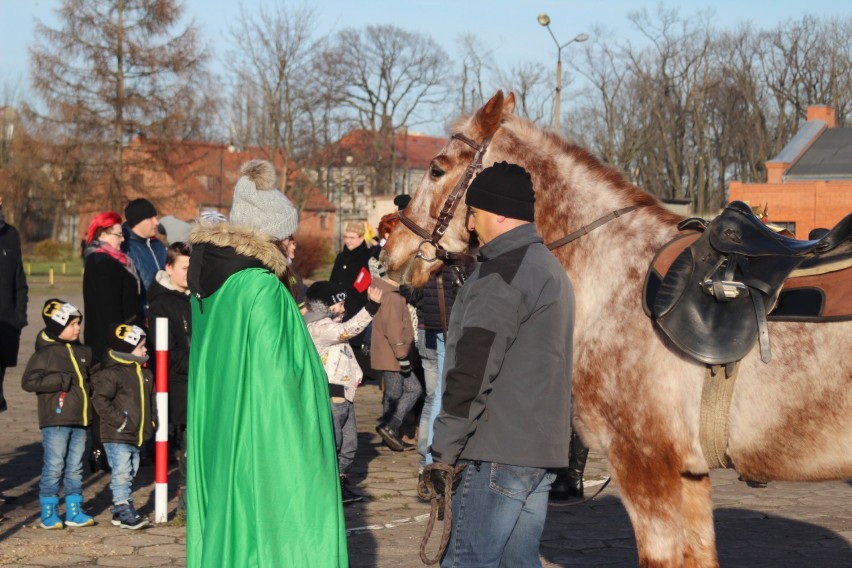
left=494, top=61, right=552, bottom=125
left=568, top=28, right=650, bottom=169
left=28, top=0, right=216, bottom=209
left=455, top=34, right=493, bottom=116
left=225, top=2, right=320, bottom=193
left=327, top=24, right=449, bottom=195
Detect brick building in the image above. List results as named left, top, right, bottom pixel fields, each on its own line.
left=729, top=105, right=852, bottom=238
left=78, top=140, right=334, bottom=244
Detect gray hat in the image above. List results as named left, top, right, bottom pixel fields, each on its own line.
left=158, top=215, right=192, bottom=244
left=229, top=160, right=298, bottom=240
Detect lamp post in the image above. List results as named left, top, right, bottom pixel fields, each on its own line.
left=219, top=142, right=236, bottom=212
left=537, top=13, right=588, bottom=134
left=336, top=155, right=354, bottom=250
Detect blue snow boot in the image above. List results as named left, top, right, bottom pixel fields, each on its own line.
left=39, top=496, right=64, bottom=529
left=64, top=494, right=94, bottom=527
left=111, top=501, right=149, bottom=530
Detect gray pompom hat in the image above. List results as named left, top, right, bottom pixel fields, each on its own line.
left=229, top=160, right=298, bottom=240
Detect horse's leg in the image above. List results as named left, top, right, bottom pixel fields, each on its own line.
left=680, top=472, right=718, bottom=568
left=608, top=440, right=686, bottom=568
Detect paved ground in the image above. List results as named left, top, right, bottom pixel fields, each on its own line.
left=0, top=291, right=849, bottom=566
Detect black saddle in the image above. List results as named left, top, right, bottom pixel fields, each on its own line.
left=644, top=201, right=852, bottom=366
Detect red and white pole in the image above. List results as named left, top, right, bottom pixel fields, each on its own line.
left=154, top=317, right=169, bottom=523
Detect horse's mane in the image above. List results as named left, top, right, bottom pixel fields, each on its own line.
left=460, top=111, right=673, bottom=223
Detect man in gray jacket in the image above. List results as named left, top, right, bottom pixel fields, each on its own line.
left=428, top=161, right=575, bottom=567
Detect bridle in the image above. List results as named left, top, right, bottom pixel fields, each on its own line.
left=397, top=132, right=492, bottom=262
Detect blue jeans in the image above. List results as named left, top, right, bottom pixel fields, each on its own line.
left=40, top=426, right=88, bottom=497
left=331, top=400, right=358, bottom=474
left=417, top=329, right=445, bottom=471
left=442, top=461, right=555, bottom=568
left=104, top=442, right=140, bottom=504
left=380, top=370, right=423, bottom=430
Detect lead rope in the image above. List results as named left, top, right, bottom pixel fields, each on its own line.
left=547, top=476, right=612, bottom=508
left=417, top=463, right=466, bottom=565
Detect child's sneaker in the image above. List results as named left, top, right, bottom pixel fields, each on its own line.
left=111, top=502, right=149, bottom=530
left=39, top=496, right=64, bottom=530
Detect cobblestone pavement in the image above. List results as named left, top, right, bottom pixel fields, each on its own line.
left=0, top=292, right=849, bottom=566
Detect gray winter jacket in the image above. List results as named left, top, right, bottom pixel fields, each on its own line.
left=431, top=223, right=575, bottom=468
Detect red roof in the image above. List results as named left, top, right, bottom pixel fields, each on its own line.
left=324, top=130, right=446, bottom=169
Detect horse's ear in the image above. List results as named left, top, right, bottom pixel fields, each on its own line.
left=471, top=91, right=505, bottom=140
left=503, top=92, right=516, bottom=116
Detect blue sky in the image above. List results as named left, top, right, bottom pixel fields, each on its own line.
left=1, top=0, right=848, bottom=130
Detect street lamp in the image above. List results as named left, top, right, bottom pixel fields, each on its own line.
left=336, top=155, right=354, bottom=250
left=218, top=142, right=236, bottom=211
left=537, top=13, right=589, bottom=133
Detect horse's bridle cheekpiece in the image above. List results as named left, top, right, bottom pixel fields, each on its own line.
left=397, top=133, right=492, bottom=263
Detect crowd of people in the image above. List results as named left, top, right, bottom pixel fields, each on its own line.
left=1, top=158, right=590, bottom=567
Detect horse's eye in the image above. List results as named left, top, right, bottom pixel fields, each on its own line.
left=430, top=164, right=445, bottom=179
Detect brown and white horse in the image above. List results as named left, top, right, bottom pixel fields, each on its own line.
left=382, top=91, right=852, bottom=567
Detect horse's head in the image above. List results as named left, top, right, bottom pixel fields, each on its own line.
left=383, top=90, right=516, bottom=286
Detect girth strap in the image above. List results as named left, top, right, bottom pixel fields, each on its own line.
left=699, top=364, right=737, bottom=469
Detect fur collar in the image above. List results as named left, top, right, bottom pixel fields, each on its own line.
left=189, top=223, right=289, bottom=278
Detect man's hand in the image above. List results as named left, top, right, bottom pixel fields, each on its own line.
left=423, top=462, right=466, bottom=499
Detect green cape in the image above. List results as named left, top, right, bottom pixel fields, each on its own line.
left=186, top=268, right=347, bottom=567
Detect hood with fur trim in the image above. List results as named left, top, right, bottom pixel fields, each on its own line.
left=188, top=223, right=291, bottom=299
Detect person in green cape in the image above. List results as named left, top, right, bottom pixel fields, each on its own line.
left=186, top=159, right=347, bottom=567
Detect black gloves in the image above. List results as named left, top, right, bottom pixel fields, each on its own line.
left=424, top=462, right=466, bottom=499
left=397, top=357, right=412, bottom=375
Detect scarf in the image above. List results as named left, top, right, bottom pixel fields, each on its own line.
left=89, top=240, right=142, bottom=294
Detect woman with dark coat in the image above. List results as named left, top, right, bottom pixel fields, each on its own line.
left=330, top=220, right=378, bottom=319
left=82, top=212, right=143, bottom=362
left=0, top=197, right=27, bottom=510
left=330, top=221, right=378, bottom=377
left=0, top=197, right=28, bottom=414
left=82, top=211, right=143, bottom=471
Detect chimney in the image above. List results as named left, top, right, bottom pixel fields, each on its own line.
left=807, top=105, right=835, bottom=128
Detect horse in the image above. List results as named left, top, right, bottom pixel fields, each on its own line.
left=382, top=91, right=852, bottom=567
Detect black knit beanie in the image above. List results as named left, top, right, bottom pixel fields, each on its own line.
left=465, top=161, right=535, bottom=222
left=124, top=198, right=158, bottom=228
left=109, top=323, right=147, bottom=353
left=42, top=299, right=82, bottom=336
left=306, top=281, right=348, bottom=308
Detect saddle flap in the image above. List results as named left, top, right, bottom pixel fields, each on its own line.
left=643, top=232, right=701, bottom=318
left=651, top=242, right=761, bottom=365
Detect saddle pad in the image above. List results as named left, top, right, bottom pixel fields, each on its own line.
left=769, top=254, right=852, bottom=322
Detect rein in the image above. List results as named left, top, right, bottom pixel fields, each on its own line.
left=546, top=205, right=644, bottom=251
left=397, top=132, right=492, bottom=263
left=416, top=463, right=467, bottom=565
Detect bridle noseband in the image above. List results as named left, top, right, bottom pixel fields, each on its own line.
left=397, top=132, right=492, bottom=262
